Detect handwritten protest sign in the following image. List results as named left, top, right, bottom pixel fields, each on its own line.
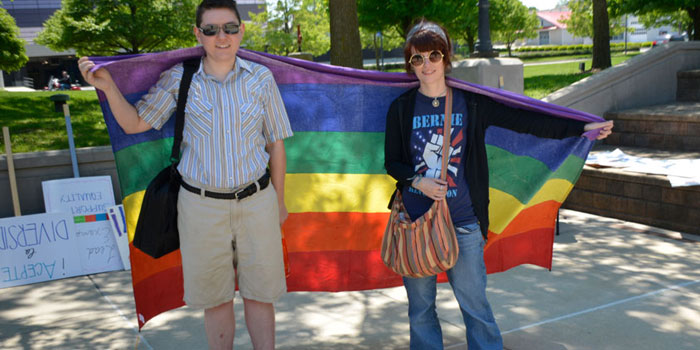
left=42, top=176, right=124, bottom=274
left=0, top=213, right=81, bottom=288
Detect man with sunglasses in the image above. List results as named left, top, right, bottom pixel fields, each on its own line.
left=78, top=1, right=292, bottom=349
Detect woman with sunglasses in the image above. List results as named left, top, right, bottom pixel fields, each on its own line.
left=384, top=20, right=613, bottom=350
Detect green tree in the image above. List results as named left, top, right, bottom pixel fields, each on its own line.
left=296, top=0, right=331, bottom=56
left=358, top=0, right=460, bottom=39
left=36, top=0, right=198, bottom=56
left=359, top=27, right=404, bottom=70
left=637, top=9, right=692, bottom=36
left=562, top=0, right=625, bottom=39
left=619, top=0, right=699, bottom=40
left=358, top=0, right=474, bottom=58
left=442, top=0, right=479, bottom=55
left=0, top=7, right=28, bottom=72
left=491, top=0, right=539, bottom=56
left=243, top=0, right=330, bottom=57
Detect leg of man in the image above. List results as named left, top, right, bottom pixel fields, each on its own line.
left=178, top=187, right=238, bottom=349
left=403, top=275, right=443, bottom=350
left=236, top=185, right=286, bottom=349
left=204, top=301, right=235, bottom=350
left=446, top=224, right=502, bottom=350
left=244, top=298, right=275, bottom=350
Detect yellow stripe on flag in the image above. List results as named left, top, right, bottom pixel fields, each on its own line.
left=122, top=190, right=145, bottom=242
left=488, top=178, right=574, bottom=234
left=285, top=173, right=395, bottom=213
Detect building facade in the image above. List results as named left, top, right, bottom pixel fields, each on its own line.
left=523, top=10, right=679, bottom=47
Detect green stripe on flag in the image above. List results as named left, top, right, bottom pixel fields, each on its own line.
left=286, top=131, right=385, bottom=174
left=487, top=145, right=585, bottom=204
left=114, top=138, right=174, bottom=197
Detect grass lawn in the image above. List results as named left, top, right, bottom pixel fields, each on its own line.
left=522, top=52, right=639, bottom=99
left=0, top=90, right=109, bottom=154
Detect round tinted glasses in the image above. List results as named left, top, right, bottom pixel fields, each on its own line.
left=199, top=22, right=240, bottom=36
left=409, top=50, right=444, bottom=67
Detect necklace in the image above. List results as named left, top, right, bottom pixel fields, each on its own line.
left=425, top=88, right=447, bottom=108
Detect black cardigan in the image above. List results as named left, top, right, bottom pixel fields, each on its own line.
left=384, top=87, right=586, bottom=239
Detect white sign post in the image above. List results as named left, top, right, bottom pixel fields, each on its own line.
left=42, top=176, right=124, bottom=274
left=0, top=213, right=81, bottom=289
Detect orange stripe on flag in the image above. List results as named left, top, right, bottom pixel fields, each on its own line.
left=129, top=244, right=182, bottom=285
left=487, top=200, right=561, bottom=244
left=283, top=212, right=389, bottom=252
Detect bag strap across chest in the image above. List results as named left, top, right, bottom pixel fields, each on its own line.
left=440, top=88, right=453, bottom=181
left=170, top=57, right=201, bottom=163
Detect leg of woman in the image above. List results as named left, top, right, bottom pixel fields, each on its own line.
left=446, top=225, right=503, bottom=350
left=403, top=274, right=443, bottom=350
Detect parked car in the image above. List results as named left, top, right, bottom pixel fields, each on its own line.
left=652, top=33, right=689, bottom=47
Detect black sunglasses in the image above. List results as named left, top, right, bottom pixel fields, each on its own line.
left=198, top=22, right=240, bottom=36
left=409, top=50, right=444, bottom=67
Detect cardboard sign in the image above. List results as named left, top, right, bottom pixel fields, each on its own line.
left=42, top=176, right=124, bottom=274
left=0, top=213, right=81, bottom=288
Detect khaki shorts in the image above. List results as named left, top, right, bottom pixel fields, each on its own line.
left=177, top=183, right=286, bottom=309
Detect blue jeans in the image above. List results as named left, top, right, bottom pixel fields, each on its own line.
left=403, top=222, right=503, bottom=350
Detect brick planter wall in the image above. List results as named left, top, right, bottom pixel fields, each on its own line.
left=564, top=166, right=700, bottom=235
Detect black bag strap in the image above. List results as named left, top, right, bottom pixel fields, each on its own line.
left=440, top=88, right=453, bottom=181
left=170, top=57, right=201, bottom=162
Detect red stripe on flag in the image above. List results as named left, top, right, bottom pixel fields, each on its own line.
left=132, top=266, right=184, bottom=329
left=484, top=227, right=555, bottom=274
left=285, top=250, right=449, bottom=291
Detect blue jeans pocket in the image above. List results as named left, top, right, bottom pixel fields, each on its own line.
left=456, top=222, right=480, bottom=235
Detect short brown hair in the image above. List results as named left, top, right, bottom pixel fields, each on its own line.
left=403, top=20, right=452, bottom=73
left=196, top=0, right=241, bottom=27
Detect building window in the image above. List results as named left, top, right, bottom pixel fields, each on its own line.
left=634, top=29, right=647, bottom=35
left=539, top=31, right=549, bottom=45
left=611, top=33, right=624, bottom=40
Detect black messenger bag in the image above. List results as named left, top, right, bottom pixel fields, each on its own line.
left=132, top=57, right=199, bottom=259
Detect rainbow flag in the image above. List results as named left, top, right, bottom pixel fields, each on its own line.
left=91, top=47, right=601, bottom=329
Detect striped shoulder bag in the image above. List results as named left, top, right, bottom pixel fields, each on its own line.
left=381, top=88, right=459, bottom=278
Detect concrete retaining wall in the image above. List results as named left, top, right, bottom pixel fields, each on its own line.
left=0, top=146, right=121, bottom=218
left=544, top=42, right=700, bottom=116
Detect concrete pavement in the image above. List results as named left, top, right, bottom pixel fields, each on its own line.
left=1, top=209, right=699, bottom=349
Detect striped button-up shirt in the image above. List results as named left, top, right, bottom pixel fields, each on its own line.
left=136, top=57, right=293, bottom=190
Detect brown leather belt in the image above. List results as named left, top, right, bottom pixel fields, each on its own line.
left=181, top=171, right=270, bottom=200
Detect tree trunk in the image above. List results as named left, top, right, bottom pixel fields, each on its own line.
left=329, top=0, right=363, bottom=69
left=463, top=32, right=476, bottom=55
left=687, top=6, right=700, bottom=41
left=591, top=0, right=611, bottom=70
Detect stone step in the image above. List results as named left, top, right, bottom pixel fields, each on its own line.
left=563, top=145, right=700, bottom=235
left=603, top=102, right=700, bottom=151
left=678, top=69, right=700, bottom=102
